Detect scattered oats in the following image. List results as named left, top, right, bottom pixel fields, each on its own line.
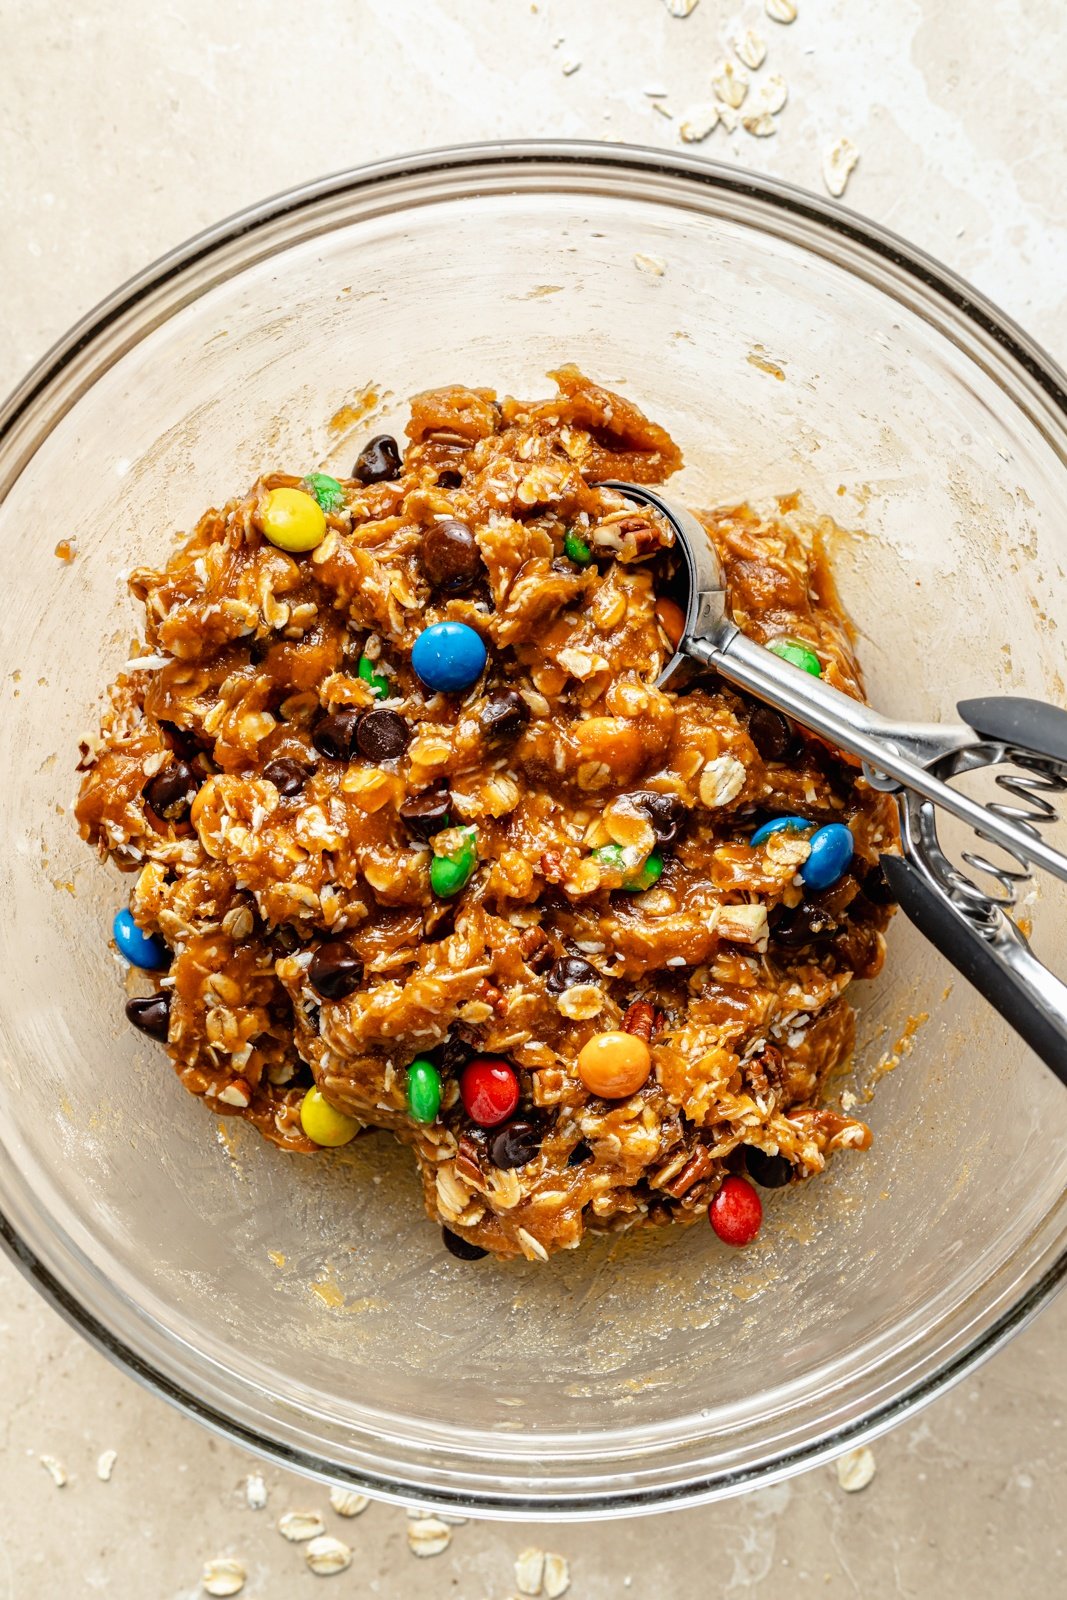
left=633, top=252, right=667, bottom=277
left=643, top=86, right=669, bottom=98
left=717, top=104, right=740, bottom=133
left=516, top=1547, right=546, bottom=1595
left=39, top=1455, right=67, bottom=1487
left=278, top=1509, right=326, bottom=1542
left=836, top=1445, right=876, bottom=1492
left=765, top=0, right=798, bottom=21
left=840, top=1089, right=858, bottom=1111
left=561, top=58, right=581, bottom=75
left=662, top=0, right=700, bottom=15
left=329, top=1487, right=369, bottom=1517
left=407, top=1518, right=453, bottom=1557
left=544, top=1552, right=572, bottom=1597
left=96, top=1449, right=118, bottom=1482
left=680, top=104, right=720, bottom=143
left=201, top=1557, right=246, bottom=1597
left=244, top=1473, right=267, bottom=1510
left=733, top=28, right=767, bottom=70
left=305, top=1535, right=353, bottom=1576
left=753, top=72, right=788, bottom=114
left=712, top=60, right=748, bottom=109
left=651, top=101, right=674, bottom=120
left=823, top=137, right=859, bottom=198
left=742, top=112, right=777, bottom=137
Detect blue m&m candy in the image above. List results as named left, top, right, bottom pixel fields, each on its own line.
left=799, top=824, right=855, bottom=892
left=411, top=622, right=487, bottom=693
left=113, top=908, right=169, bottom=970
left=750, top=815, right=811, bottom=849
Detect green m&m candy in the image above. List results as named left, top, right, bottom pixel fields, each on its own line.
left=563, top=530, right=592, bottom=566
left=767, top=637, right=822, bottom=676
left=406, top=1057, right=442, bottom=1123
left=430, top=826, right=478, bottom=899
left=358, top=653, right=389, bottom=698
left=592, top=844, right=664, bottom=892
left=305, top=472, right=346, bottom=513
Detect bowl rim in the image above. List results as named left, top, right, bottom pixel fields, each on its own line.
left=1, top=138, right=1065, bottom=1518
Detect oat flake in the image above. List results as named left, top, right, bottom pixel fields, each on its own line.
left=544, top=1552, right=572, bottom=1598
left=244, top=1473, right=267, bottom=1510
left=765, top=0, right=798, bottom=21
left=753, top=72, right=788, bottom=115
left=743, top=113, right=778, bottom=138
left=633, top=252, right=667, bottom=277
left=201, top=1557, right=246, bottom=1597
left=836, top=1445, right=876, bottom=1492
left=39, top=1455, right=67, bottom=1488
left=516, top=1547, right=546, bottom=1595
left=662, top=0, right=700, bottom=15
left=329, top=1486, right=369, bottom=1517
left=733, top=28, right=767, bottom=70
left=823, top=137, right=859, bottom=198
left=305, top=1534, right=352, bottom=1575
left=407, top=1517, right=453, bottom=1557
left=278, top=1509, right=326, bottom=1542
left=679, top=104, right=719, bottom=143
left=711, top=60, right=748, bottom=109
left=96, top=1449, right=118, bottom=1483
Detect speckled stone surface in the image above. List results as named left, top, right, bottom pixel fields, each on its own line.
left=1, top=1, right=1064, bottom=1594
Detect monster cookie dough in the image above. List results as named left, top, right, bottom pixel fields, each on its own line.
left=77, top=368, right=896, bottom=1261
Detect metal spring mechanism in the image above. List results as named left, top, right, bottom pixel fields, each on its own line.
left=912, top=749, right=1067, bottom=933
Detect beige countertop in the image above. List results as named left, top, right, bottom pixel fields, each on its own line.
left=1, top=1, right=1065, bottom=1594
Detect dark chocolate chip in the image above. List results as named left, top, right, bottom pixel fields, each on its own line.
left=442, top=1226, right=488, bottom=1261
left=124, top=991, right=170, bottom=1041
left=270, top=924, right=305, bottom=956
left=437, top=1031, right=474, bottom=1076
left=143, top=760, right=198, bottom=822
left=744, top=1147, right=794, bottom=1188
left=488, top=1120, right=542, bottom=1170
left=421, top=517, right=483, bottom=594
left=479, top=689, right=530, bottom=744
left=770, top=901, right=839, bottom=947
left=312, top=707, right=362, bottom=761
left=352, top=434, right=402, bottom=484
left=748, top=706, right=800, bottom=762
left=355, top=708, right=410, bottom=761
left=860, top=863, right=897, bottom=905
left=262, top=758, right=313, bottom=797
left=630, top=789, right=687, bottom=846
left=545, top=956, right=600, bottom=995
left=567, top=1140, right=593, bottom=1167
left=308, top=941, right=363, bottom=1001
left=436, top=470, right=463, bottom=488
left=399, top=787, right=451, bottom=840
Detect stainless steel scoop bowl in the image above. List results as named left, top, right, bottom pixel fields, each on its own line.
left=604, top=480, right=1067, bottom=1081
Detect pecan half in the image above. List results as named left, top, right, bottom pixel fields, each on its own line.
left=622, top=1001, right=656, bottom=1043
left=473, top=977, right=506, bottom=1015
left=662, top=1144, right=716, bottom=1198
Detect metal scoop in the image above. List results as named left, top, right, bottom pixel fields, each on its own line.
left=602, top=481, right=1067, bottom=1083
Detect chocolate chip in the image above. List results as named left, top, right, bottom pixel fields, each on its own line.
left=399, top=787, right=451, bottom=840
left=748, top=706, right=799, bottom=762
left=355, top=708, right=410, bottom=762
left=262, top=758, right=313, bottom=797
left=312, top=707, right=362, bottom=760
left=308, top=941, right=363, bottom=1001
left=437, top=1031, right=474, bottom=1076
left=270, top=924, right=305, bottom=956
left=770, top=901, right=839, bottom=947
left=442, top=1226, right=488, bottom=1261
left=352, top=434, right=402, bottom=484
left=630, top=789, right=687, bottom=846
left=567, top=1140, right=593, bottom=1167
left=479, top=689, right=530, bottom=744
left=124, top=991, right=170, bottom=1041
left=436, top=470, right=463, bottom=488
left=545, top=956, right=600, bottom=994
left=744, top=1147, right=793, bottom=1188
left=488, top=1120, right=542, bottom=1170
left=860, top=863, right=896, bottom=905
left=142, top=760, right=198, bottom=821
left=421, top=518, right=483, bottom=594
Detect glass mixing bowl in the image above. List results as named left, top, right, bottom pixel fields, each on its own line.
left=0, top=143, right=1065, bottom=1519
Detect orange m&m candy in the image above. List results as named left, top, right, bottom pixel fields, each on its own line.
left=576, top=1031, right=652, bottom=1099
left=654, top=596, right=686, bottom=651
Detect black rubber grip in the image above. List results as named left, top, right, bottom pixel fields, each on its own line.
left=880, top=854, right=1067, bottom=1087
left=958, top=695, right=1067, bottom=766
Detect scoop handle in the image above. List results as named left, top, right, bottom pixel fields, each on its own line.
left=957, top=695, right=1067, bottom=767
left=880, top=853, right=1067, bottom=1087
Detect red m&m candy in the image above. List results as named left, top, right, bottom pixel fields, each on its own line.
left=709, top=1175, right=763, bottom=1247
left=460, top=1057, right=520, bottom=1127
